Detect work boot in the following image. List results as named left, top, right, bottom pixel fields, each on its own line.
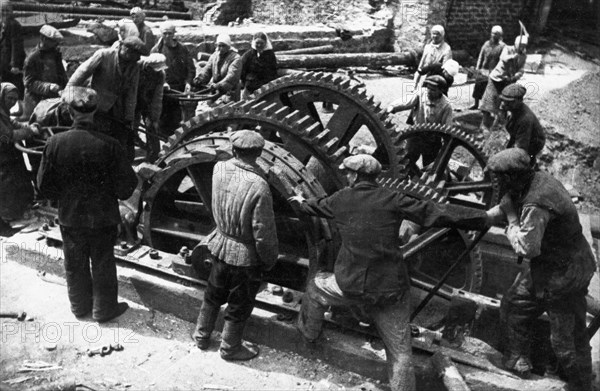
left=94, top=302, right=129, bottom=323
left=219, top=321, right=259, bottom=361
left=192, top=303, right=220, bottom=350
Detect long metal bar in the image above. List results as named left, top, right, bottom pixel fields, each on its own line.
left=410, top=228, right=489, bottom=321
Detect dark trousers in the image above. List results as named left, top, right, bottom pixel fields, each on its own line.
left=405, top=133, right=442, bottom=176
left=501, top=269, right=592, bottom=391
left=298, top=272, right=415, bottom=391
left=204, top=258, right=262, bottom=324
left=160, top=94, right=183, bottom=137
left=95, top=112, right=135, bottom=163
left=60, top=225, right=118, bottom=319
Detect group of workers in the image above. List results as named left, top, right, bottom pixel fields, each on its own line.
left=0, top=6, right=596, bottom=391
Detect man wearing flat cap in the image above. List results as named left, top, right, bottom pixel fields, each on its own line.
left=151, top=22, right=195, bottom=135
left=387, top=74, right=454, bottom=176
left=136, top=53, right=167, bottom=161
left=37, top=86, right=137, bottom=323
left=290, top=154, right=495, bottom=391
left=68, top=36, right=147, bottom=161
left=23, top=25, right=68, bottom=119
left=193, top=130, right=278, bottom=362
left=194, top=33, right=242, bottom=104
left=499, top=83, right=545, bottom=164
left=480, top=34, right=528, bottom=132
left=485, top=148, right=595, bottom=389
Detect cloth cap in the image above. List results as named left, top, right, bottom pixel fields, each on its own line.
left=431, top=25, right=445, bottom=36
left=514, top=35, right=528, bottom=47
left=142, top=53, right=168, bottom=71
left=230, top=130, right=265, bottom=150
left=441, top=59, right=459, bottom=77
left=423, top=74, right=447, bottom=90
left=486, top=148, right=531, bottom=173
left=160, top=22, right=176, bottom=34
left=491, top=25, right=503, bottom=34
left=40, top=25, right=63, bottom=41
left=216, top=33, right=233, bottom=47
left=500, top=83, right=526, bottom=101
left=122, top=36, right=148, bottom=55
left=130, top=6, right=145, bottom=16
left=339, top=154, right=382, bottom=175
left=61, top=86, right=98, bottom=113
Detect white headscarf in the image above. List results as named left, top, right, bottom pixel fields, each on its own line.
left=251, top=32, right=273, bottom=52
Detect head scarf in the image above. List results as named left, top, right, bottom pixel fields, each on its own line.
left=0, top=82, right=18, bottom=117
left=215, top=33, right=237, bottom=53
left=117, top=19, right=140, bottom=41
left=251, top=32, right=273, bottom=52
left=431, top=25, right=445, bottom=37
left=491, top=25, right=503, bottom=34
left=441, top=59, right=459, bottom=77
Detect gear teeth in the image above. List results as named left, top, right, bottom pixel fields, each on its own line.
left=262, top=101, right=284, bottom=117
left=323, top=138, right=339, bottom=154
left=322, top=73, right=334, bottom=83
left=304, top=122, right=321, bottom=137
left=294, top=115, right=315, bottom=130
left=329, top=146, right=347, bottom=162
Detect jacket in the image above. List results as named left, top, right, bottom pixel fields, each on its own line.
left=240, top=49, right=277, bottom=93
left=299, top=181, right=488, bottom=297
left=206, top=159, right=278, bottom=269
left=23, top=45, right=68, bottom=116
left=67, top=46, right=139, bottom=123
left=489, top=45, right=526, bottom=83
left=505, top=103, right=545, bottom=157
left=0, top=18, right=25, bottom=73
left=513, top=171, right=597, bottom=295
left=37, top=120, right=137, bottom=228
left=136, top=63, right=164, bottom=122
left=137, top=23, right=156, bottom=54
left=195, top=49, right=241, bottom=95
left=151, top=38, right=194, bottom=91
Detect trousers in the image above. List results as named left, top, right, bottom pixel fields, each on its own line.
left=298, top=272, right=415, bottom=391
left=60, top=225, right=118, bottom=319
left=501, top=269, right=592, bottom=391
left=203, top=258, right=263, bottom=324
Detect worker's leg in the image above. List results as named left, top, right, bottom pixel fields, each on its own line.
left=371, top=290, right=415, bottom=391
left=89, top=225, right=121, bottom=321
left=60, top=225, right=93, bottom=317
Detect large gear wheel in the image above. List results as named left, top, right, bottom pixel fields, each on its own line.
left=252, top=71, right=404, bottom=178
left=140, top=132, right=337, bottom=291
left=392, top=123, right=500, bottom=209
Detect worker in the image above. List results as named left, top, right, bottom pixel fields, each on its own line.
left=23, top=25, right=68, bottom=119
left=194, top=34, right=242, bottom=105
left=480, top=34, right=528, bottom=132
left=68, top=36, right=147, bottom=162
left=0, top=2, right=26, bottom=101
left=414, top=25, right=452, bottom=89
left=289, top=154, right=492, bottom=391
left=416, top=59, right=459, bottom=96
left=471, top=25, right=505, bottom=110
left=0, top=82, right=41, bottom=233
left=192, top=130, right=278, bottom=361
left=485, top=148, right=595, bottom=390
left=130, top=7, right=156, bottom=54
left=498, top=84, right=545, bottom=164
left=37, top=86, right=137, bottom=322
left=135, top=53, right=167, bottom=162
left=386, top=75, right=453, bottom=176
left=240, top=32, right=278, bottom=99
left=151, top=22, right=194, bottom=135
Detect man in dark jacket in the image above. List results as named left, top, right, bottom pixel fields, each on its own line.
left=193, top=130, right=278, bottom=361
left=289, top=154, right=492, bottom=391
left=23, top=25, right=68, bottom=119
left=37, top=86, right=138, bottom=322
left=68, top=36, right=147, bottom=162
left=0, top=2, right=25, bottom=98
left=487, top=148, right=596, bottom=390
left=499, top=84, right=545, bottom=164
left=151, top=22, right=194, bottom=135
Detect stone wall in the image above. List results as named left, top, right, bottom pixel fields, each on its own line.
left=445, top=0, right=529, bottom=56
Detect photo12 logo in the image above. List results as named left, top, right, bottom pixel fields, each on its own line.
left=1, top=321, right=139, bottom=345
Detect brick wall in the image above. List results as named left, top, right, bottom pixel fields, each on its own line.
left=445, top=0, right=530, bottom=57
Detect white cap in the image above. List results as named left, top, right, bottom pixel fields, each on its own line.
left=491, top=25, right=503, bottom=34
left=216, top=33, right=233, bottom=47
left=442, top=59, right=459, bottom=77
left=40, top=25, right=63, bottom=41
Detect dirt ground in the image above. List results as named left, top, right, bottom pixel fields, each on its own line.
left=0, top=256, right=383, bottom=391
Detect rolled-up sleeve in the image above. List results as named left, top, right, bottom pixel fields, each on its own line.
left=505, top=204, right=549, bottom=258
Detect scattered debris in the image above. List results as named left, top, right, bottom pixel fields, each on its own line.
left=17, top=360, right=62, bottom=372
left=2, top=375, right=36, bottom=385
left=44, top=342, right=57, bottom=351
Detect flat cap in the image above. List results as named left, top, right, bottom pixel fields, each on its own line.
left=486, top=148, right=531, bottom=173
left=500, top=83, right=526, bottom=101
left=122, top=36, right=148, bottom=55
left=130, top=6, right=145, bottom=16
left=423, top=74, right=447, bottom=90
left=160, top=22, right=176, bottom=34
left=40, top=25, right=63, bottom=41
left=61, top=86, right=98, bottom=113
left=230, top=130, right=265, bottom=150
left=339, top=154, right=382, bottom=175
left=142, top=53, right=168, bottom=71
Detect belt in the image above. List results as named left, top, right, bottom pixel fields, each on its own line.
left=217, top=228, right=253, bottom=245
